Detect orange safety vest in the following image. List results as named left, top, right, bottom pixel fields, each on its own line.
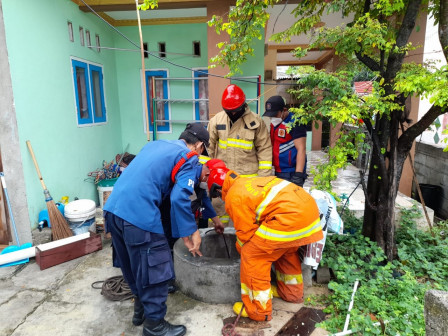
left=222, top=171, right=322, bottom=251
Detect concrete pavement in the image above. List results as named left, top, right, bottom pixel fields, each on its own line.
left=1, top=150, right=429, bottom=336
left=0, top=235, right=329, bottom=336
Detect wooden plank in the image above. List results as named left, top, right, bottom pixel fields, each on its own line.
left=36, top=232, right=102, bottom=270
left=275, top=307, right=325, bottom=336
left=0, top=181, right=11, bottom=245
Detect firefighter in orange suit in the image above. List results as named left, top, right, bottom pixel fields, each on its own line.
left=207, top=84, right=272, bottom=227
left=207, top=161, right=323, bottom=322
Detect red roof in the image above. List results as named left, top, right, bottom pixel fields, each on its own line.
left=354, top=81, right=373, bottom=96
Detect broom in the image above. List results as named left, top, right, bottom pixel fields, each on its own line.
left=26, top=140, right=73, bottom=240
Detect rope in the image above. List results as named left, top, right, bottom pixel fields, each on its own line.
left=92, top=275, right=134, bottom=301
left=222, top=304, right=245, bottom=336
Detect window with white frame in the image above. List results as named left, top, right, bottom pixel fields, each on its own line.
left=71, top=59, right=106, bottom=125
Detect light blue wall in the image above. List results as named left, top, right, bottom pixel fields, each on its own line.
left=2, top=0, right=265, bottom=229
left=3, top=0, right=122, bottom=227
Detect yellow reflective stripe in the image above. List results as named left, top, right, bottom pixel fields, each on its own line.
left=236, top=237, right=244, bottom=247
left=255, top=217, right=321, bottom=242
left=218, top=139, right=227, bottom=149
left=253, top=288, right=272, bottom=309
left=219, top=215, right=230, bottom=224
left=198, top=155, right=210, bottom=164
left=255, top=179, right=290, bottom=223
left=241, top=283, right=250, bottom=296
left=276, top=270, right=303, bottom=285
left=258, top=161, right=272, bottom=170
left=227, top=138, right=254, bottom=150
left=241, top=283, right=272, bottom=309
left=240, top=173, right=257, bottom=178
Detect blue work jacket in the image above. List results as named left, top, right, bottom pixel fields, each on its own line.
left=104, top=140, right=198, bottom=238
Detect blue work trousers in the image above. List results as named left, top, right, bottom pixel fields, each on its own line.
left=105, top=212, right=174, bottom=320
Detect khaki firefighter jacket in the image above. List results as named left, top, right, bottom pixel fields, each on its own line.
left=207, top=107, right=272, bottom=177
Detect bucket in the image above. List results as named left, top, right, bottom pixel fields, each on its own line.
left=64, top=199, right=96, bottom=235
left=97, top=178, right=118, bottom=209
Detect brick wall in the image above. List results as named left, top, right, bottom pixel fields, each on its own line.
left=413, top=142, right=448, bottom=219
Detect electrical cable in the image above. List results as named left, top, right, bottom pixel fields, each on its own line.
left=271, top=0, right=289, bottom=35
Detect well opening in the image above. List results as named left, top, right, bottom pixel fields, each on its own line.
left=173, top=228, right=241, bottom=304
left=200, top=232, right=239, bottom=259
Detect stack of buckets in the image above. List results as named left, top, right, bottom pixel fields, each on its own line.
left=64, top=199, right=96, bottom=235
left=97, top=177, right=118, bottom=209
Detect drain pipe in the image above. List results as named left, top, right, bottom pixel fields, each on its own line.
left=343, top=279, right=359, bottom=332
left=0, top=232, right=90, bottom=266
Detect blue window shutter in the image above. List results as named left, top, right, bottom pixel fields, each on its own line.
left=89, top=64, right=106, bottom=123
left=72, top=59, right=93, bottom=125
left=145, top=70, right=170, bottom=132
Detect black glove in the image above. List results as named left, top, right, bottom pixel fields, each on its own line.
left=290, top=172, right=307, bottom=187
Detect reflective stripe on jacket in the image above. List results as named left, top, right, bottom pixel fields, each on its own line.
left=207, top=107, right=272, bottom=177
left=223, top=171, right=322, bottom=251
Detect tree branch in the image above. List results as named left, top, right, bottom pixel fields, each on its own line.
left=360, top=170, right=378, bottom=211
left=398, top=104, right=446, bottom=155
left=440, top=0, right=448, bottom=60
left=385, top=0, right=423, bottom=80
left=355, top=52, right=381, bottom=72
left=363, top=117, right=388, bottom=186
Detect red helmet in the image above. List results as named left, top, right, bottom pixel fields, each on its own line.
left=205, top=158, right=227, bottom=170
left=221, top=84, right=246, bottom=111
left=207, top=167, right=229, bottom=198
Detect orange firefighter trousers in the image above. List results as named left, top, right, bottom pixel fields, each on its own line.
left=239, top=239, right=303, bottom=321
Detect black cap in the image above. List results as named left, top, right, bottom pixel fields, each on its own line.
left=263, top=95, right=286, bottom=117
left=185, top=123, right=210, bottom=147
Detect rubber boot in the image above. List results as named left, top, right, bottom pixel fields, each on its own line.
left=142, top=319, right=186, bottom=336
left=232, top=302, right=248, bottom=317
left=132, top=297, right=145, bottom=326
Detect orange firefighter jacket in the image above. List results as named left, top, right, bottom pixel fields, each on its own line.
left=207, top=107, right=272, bottom=177
left=222, top=171, right=323, bottom=251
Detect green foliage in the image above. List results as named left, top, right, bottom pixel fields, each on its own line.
left=208, top=0, right=277, bottom=75
left=316, top=209, right=448, bottom=335
left=396, top=206, right=448, bottom=287
left=140, top=0, right=158, bottom=10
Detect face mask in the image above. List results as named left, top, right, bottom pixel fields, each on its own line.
left=271, top=118, right=283, bottom=127
left=199, top=182, right=208, bottom=189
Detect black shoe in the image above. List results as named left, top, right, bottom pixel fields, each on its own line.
left=168, top=284, right=177, bottom=294
left=143, top=319, right=186, bottom=336
left=132, top=297, right=145, bottom=326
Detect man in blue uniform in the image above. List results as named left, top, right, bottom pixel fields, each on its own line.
left=104, top=123, right=210, bottom=336
left=263, top=95, right=308, bottom=187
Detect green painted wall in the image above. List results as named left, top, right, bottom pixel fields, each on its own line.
left=114, top=23, right=266, bottom=150
left=3, top=0, right=123, bottom=227
left=114, top=23, right=209, bottom=152
left=2, top=0, right=265, bottom=229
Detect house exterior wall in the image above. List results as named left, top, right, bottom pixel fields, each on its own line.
left=1, top=0, right=266, bottom=234
left=2, top=0, right=122, bottom=228
left=114, top=23, right=209, bottom=152
left=413, top=142, right=448, bottom=219
left=114, top=23, right=265, bottom=152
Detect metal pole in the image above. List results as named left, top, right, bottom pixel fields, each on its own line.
left=135, top=0, right=150, bottom=142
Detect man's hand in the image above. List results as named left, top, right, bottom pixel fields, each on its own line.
left=211, top=216, right=225, bottom=234
left=182, top=230, right=203, bottom=257
left=291, top=172, right=307, bottom=187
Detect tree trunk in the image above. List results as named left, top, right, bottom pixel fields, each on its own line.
left=362, top=112, right=405, bottom=261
